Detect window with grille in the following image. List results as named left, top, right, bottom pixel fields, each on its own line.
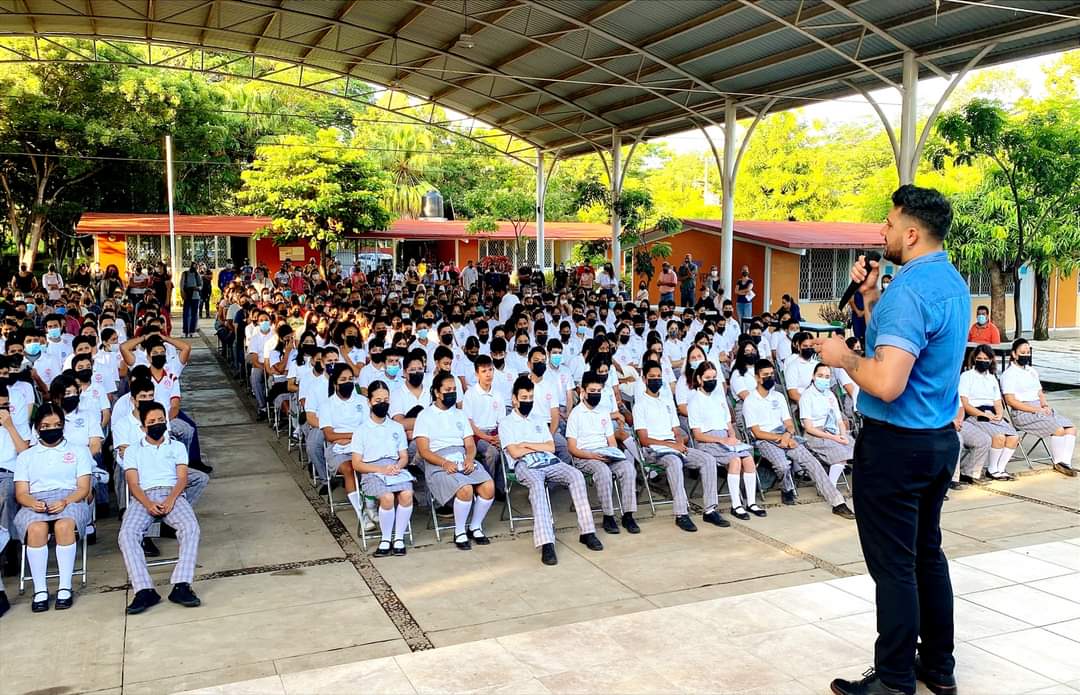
left=480, top=238, right=554, bottom=267
left=126, top=235, right=163, bottom=269
left=957, top=265, right=1014, bottom=296
left=800, top=249, right=879, bottom=302
left=179, top=235, right=229, bottom=268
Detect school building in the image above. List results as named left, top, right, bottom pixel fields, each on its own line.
left=77, top=212, right=1078, bottom=334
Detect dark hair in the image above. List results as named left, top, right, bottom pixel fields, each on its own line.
left=367, top=379, right=390, bottom=401
left=326, top=362, right=354, bottom=397
left=754, top=358, right=775, bottom=375
left=642, top=359, right=662, bottom=377
left=130, top=378, right=156, bottom=397
left=72, top=335, right=95, bottom=352
left=512, top=375, right=534, bottom=397
left=891, top=184, right=953, bottom=241
left=429, top=370, right=456, bottom=400
left=527, top=345, right=545, bottom=361
left=473, top=354, right=493, bottom=371
left=977, top=305, right=989, bottom=314
left=49, top=374, right=78, bottom=402
left=138, top=399, right=167, bottom=423
left=693, top=360, right=718, bottom=389
left=581, top=370, right=605, bottom=389
left=968, top=344, right=997, bottom=373
left=1011, top=338, right=1029, bottom=354
left=33, top=402, right=65, bottom=431
left=490, top=336, right=507, bottom=354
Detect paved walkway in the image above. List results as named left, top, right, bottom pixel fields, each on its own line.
left=186, top=536, right=1080, bottom=695
left=1, top=323, right=1078, bottom=694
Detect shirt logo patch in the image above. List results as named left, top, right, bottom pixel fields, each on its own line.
left=62, top=452, right=76, bottom=465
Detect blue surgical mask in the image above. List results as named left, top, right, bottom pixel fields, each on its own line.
left=25, top=303, right=35, bottom=314
left=608, top=301, right=616, bottom=309
left=386, top=364, right=401, bottom=378
left=550, top=354, right=562, bottom=368
left=814, top=377, right=831, bottom=392
left=689, top=359, right=703, bottom=371
left=47, top=327, right=62, bottom=340
left=259, top=320, right=271, bottom=333
left=976, top=315, right=987, bottom=326
left=283, top=290, right=292, bottom=299
left=417, top=329, right=429, bottom=341
left=55, top=307, right=67, bottom=316
left=25, top=342, right=42, bottom=356
left=576, top=325, right=586, bottom=336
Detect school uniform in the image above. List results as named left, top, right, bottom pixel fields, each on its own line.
left=1001, top=363, right=1078, bottom=467
left=529, top=377, right=571, bottom=462
left=117, top=435, right=200, bottom=592
left=357, top=362, right=386, bottom=392
left=451, top=356, right=479, bottom=390
left=499, top=410, right=596, bottom=547
left=783, top=356, right=817, bottom=396
left=7, top=380, right=34, bottom=440
left=631, top=392, right=717, bottom=515
left=413, top=405, right=491, bottom=506
left=247, top=327, right=273, bottom=409
left=110, top=398, right=208, bottom=507
left=959, top=369, right=1017, bottom=438
left=32, top=352, right=64, bottom=388
left=565, top=400, right=637, bottom=515
left=957, top=419, right=992, bottom=479
left=742, top=389, right=844, bottom=506
left=0, top=424, right=22, bottom=538
left=461, top=383, right=505, bottom=478
left=12, top=440, right=93, bottom=540
left=491, top=366, right=515, bottom=405
left=350, top=418, right=412, bottom=499
left=317, top=393, right=369, bottom=475
left=799, top=385, right=855, bottom=463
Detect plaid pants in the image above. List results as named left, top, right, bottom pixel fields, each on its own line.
left=645, top=447, right=717, bottom=515
left=118, top=487, right=200, bottom=592
left=572, top=455, right=638, bottom=515
left=959, top=421, right=991, bottom=477
left=756, top=440, right=844, bottom=506
left=514, top=460, right=595, bottom=547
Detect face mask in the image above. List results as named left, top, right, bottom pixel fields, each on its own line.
left=417, top=329, right=428, bottom=341
left=147, top=422, right=169, bottom=441
left=646, top=378, right=663, bottom=394
left=585, top=392, right=602, bottom=408
left=492, top=358, right=505, bottom=370
left=531, top=362, right=547, bottom=377
left=150, top=354, right=168, bottom=370
left=75, top=368, right=93, bottom=383
left=800, top=347, right=816, bottom=360
left=25, top=342, right=41, bottom=356
left=517, top=400, right=534, bottom=417
left=762, top=377, right=776, bottom=391
left=38, top=427, right=64, bottom=445
left=25, top=303, right=35, bottom=314
left=974, top=360, right=991, bottom=373
left=370, top=352, right=384, bottom=364
left=1017, top=355, right=1031, bottom=367
left=336, top=382, right=355, bottom=399
left=689, top=359, right=703, bottom=372
left=752, top=336, right=762, bottom=345
left=550, top=354, right=562, bottom=368
left=61, top=394, right=80, bottom=413
left=441, top=391, right=457, bottom=408
left=371, top=401, right=391, bottom=418
left=976, top=315, right=987, bottom=326
left=259, top=321, right=271, bottom=333
left=814, top=377, right=831, bottom=392
left=312, top=361, right=324, bottom=374
left=383, top=364, right=400, bottom=378
left=47, top=327, right=62, bottom=340
left=608, top=301, right=616, bottom=309
left=619, top=334, right=630, bottom=345
left=440, top=334, right=453, bottom=346
left=702, top=379, right=718, bottom=393
left=515, top=343, right=529, bottom=355
left=56, top=307, right=67, bottom=316
left=478, top=332, right=489, bottom=343
left=634, top=326, right=644, bottom=336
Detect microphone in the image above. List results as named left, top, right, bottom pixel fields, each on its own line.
left=838, top=251, right=882, bottom=310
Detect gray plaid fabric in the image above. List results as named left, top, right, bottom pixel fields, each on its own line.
left=571, top=454, right=637, bottom=515
left=958, top=422, right=991, bottom=477
left=645, top=447, right=716, bottom=515
left=514, top=460, right=595, bottom=546
left=804, top=434, right=854, bottom=464
left=118, top=487, right=200, bottom=592
left=1011, top=401, right=1074, bottom=437
left=755, top=440, right=844, bottom=506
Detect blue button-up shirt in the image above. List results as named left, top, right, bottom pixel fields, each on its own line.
left=857, top=250, right=969, bottom=429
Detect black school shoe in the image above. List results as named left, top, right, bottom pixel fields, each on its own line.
left=959, top=474, right=988, bottom=486
left=54, top=588, right=74, bottom=610
left=781, top=490, right=796, bottom=505
left=391, top=540, right=407, bottom=556
left=579, top=533, right=603, bottom=551
left=730, top=506, right=751, bottom=521
left=621, top=512, right=641, bottom=534
left=468, top=528, right=491, bottom=545
left=454, top=533, right=471, bottom=551
left=168, top=583, right=201, bottom=608
left=1055, top=462, right=1077, bottom=477
left=832, top=503, right=856, bottom=520
left=142, top=537, right=161, bottom=557
left=830, top=669, right=906, bottom=695
left=540, top=543, right=558, bottom=566
left=702, top=510, right=731, bottom=527
left=126, top=588, right=161, bottom=615
left=601, top=515, right=620, bottom=534
left=675, top=514, right=698, bottom=532
left=748, top=504, right=768, bottom=517
left=373, top=540, right=392, bottom=558
left=31, top=591, right=49, bottom=613
left=0, top=590, right=9, bottom=618
left=914, top=656, right=957, bottom=695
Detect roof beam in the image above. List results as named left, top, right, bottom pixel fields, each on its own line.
left=819, top=0, right=948, bottom=78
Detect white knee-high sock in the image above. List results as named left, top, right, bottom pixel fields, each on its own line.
left=828, top=463, right=844, bottom=486
left=27, top=545, right=48, bottom=596
left=378, top=507, right=395, bottom=541
left=453, top=498, right=472, bottom=536
left=1064, top=434, right=1076, bottom=466
left=346, top=491, right=363, bottom=517
left=470, top=495, right=494, bottom=530
left=742, top=472, right=758, bottom=506
left=394, top=504, right=413, bottom=540
left=1051, top=436, right=1067, bottom=464
left=727, top=473, right=742, bottom=509
left=1000, top=447, right=1015, bottom=473
left=988, top=448, right=1005, bottom=474
left=56, top=542, right=76, bottom=592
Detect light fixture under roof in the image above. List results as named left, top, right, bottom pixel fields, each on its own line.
left=455, top=33, right=475, bottom=49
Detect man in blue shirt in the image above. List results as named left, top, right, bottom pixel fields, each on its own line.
left=817, top=185, right=967, bottom=695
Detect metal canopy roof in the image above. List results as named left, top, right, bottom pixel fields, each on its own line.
left=1, top=0, right=1078, bottom=159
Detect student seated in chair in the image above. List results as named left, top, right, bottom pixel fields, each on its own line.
left=499, top=375, right=603, bottom=566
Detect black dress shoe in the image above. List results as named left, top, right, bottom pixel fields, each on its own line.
left=579, top=533, right=603, bottom=551
left=675, top=514, right=698, bottom=532
left=948, top=481, right=966, bottom=490
left=31, top=591, right=49, bottom=613
left=126, top=588, right=161, bottom=615
left=621, top=513, right=641, bottom=534
left=168, top=582, right=201, bottom=608
left=454, top=533, right=472, bottom=550
left=373, top=540, right=392, bottom=558
left=730, top=506, right=751, bottom=521
left=54, top=589, right=74, bottom=610
left=0, top=590, right=9, bottom=618
left=540, top=543, right=558, bottom=565
left=702, top=510, right=730, bottom=527
left=832, top=503, right=856, bottom=520
left=1055, top=462, right=1077, bottom=477
left=959, top=474, right=987, bottom=486
left=142, top=537, right=161, bottom=557
left=86, top=529, right=97, bottom=546
left=391, top=540, right=407, bottom=556
left=781, top=490, right=796, bottom=505
left=748, top=504, right=767, bottom=517
left=468, top=528, right=491, bottom=545
left=190, top=461, right=214, bottom=475
left=601, top=515, right=620, bottom=534
left=830, top=669, right=906, bottom=695
left=914, top=656, right=957, bottom=695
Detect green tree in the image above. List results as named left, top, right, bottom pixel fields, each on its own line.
left=464, top=185, right=535, bottom=267
left=236, top=128, right=391, bottom=273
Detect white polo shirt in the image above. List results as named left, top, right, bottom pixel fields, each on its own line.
left=959, top=369, right=1002, bottom=408
left=358, top=362, right=386, bottom=391
left=632, top=394, right=679, bottom=442
left=783, top=356, right=817, bottom=394
left=350, top=417, right=408, bottom=463
left=729, top=369, right=757, bottom=400
left=413, top=405, right=471, bottom=451
left=688, top=388, right=732, bottom=433
left=122, top=435, right=188, bottom=489
left=300, top=373, right=329, bottom=415
left=390, top=382, right=431, bottom=418
left=1000, top=365, right=1041, bottom=403
left=14, top=440, right=93, bottom=494
left=799, top=386, right=842, bottom=429
left=565, top=402, right=613, bottom=452
left=743, top=389, right=791, bottom=433
left=462, top=383, right=504, bottom=431
left=498, top=410, right=553, bottom=449
left=530, top=377, right=560, bottom=424
left=32, top=352, right=64, bottom=388
left=547, top=366, right=575, bottom=407
left=0, top=426, right=22, bottom=472
left=317, top=393, right=369, bottom=453
left=491, top=366, right=515, bottom=405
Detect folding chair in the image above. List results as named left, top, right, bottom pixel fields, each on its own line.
left=499, top=449, right=554, bottom=535
left=351, top=471, right=414, bottom=551
left=1005, top=404, right=1054, bottom=470
left=19, top=506, right=92, bottom=594
left=631, top=429, right=674, bottom=515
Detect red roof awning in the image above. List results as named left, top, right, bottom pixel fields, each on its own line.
left=683, top=219, right=884, bottom=250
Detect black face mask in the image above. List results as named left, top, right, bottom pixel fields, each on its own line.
left=647, top=378, right=663, bottom=394
left=345, top=335, right=359, bottom=348
left=441, top=391, right=457, bottom=408
left=312, top=361, right=324, bottom=374
left=619, top=334, right=630, bottom=345
left=633, top=326, right=644, bottom=336
left=75, top=368, right=93, bottom=383
left=1017, top=355, right=1032, bottom=367
left=61, top=394, right=80, bottom=413
left=515, top=343, right=529, bottom=355
left=974, top=360, right=991, bottom=373
left=762, top=377, right=776, bottom=391
left=517, top=401, right=534, bottom=417
left=477, top=331, right=489, bottom=343
left=723, top=310, right=733, bottom=318
left=150, top=354, right=168, bottom=369
left=408, top=372, right=425, bottom=387
left=371, top=401, right=391, bottom=418
left=751, top=336, right=762, bottom=345
left=560, top=332, right=571, bottom=343
left=531, top=362, right=547, bottom=378
left=440, top=334, right=454, bottom=346
left=535, top=333, right=547, bottom=345
left=146, top=422, right=169, bottom=441
left=492, top=358, right=505, bottom=370
left=38, top=427, right=64, bottom=445
left=585, top=392, right=602, bottom=408
left=800, top=347, right=816, bottom=360
left=370, top=352, right=384, bottom=364
left=702, top=379, right=718, bottom=393
left=336, top=382, right=355, bottom=399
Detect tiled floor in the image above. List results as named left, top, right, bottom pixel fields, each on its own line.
left=183, top=538, right=1080, bottom=695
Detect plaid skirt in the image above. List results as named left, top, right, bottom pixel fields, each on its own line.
left=424, top=446, right=492, bottom=506
left=696, top=429, right=750, bottom=462
left=1011, top=401, right=1074, bottom=437
left=361, top=457, right=414, bottom=497
left=967, top=416, right=1018, bottom=438
left=13, top=488, right=92, bottom=540
left=804, top=434, right=855, bottom=464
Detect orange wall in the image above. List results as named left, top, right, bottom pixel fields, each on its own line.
left=456, top=239, right=480, bottom=267
left=254, top=237, right=320, bottom=269
left=642, top=231, right=767, bottom=306
left=96, top=234, right=128, bottom=277
left=769, top=250, right=801, bottom=313
left=732, top=240, right=765, bottom=311
left=1050, top=269, right=1078, bottom=329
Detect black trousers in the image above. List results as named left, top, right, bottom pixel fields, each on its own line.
left=853, top=419, right=958, bottom=695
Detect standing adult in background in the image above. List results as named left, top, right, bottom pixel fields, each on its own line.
left=849, top=290, right=867, bottom=342
left=460, top=260, right=478, bottom=292
left=678, top=254, right=699, bottom=307
left=735, top=265, right=754, bottom=321
left=553, top=262, right=568, bottom=292
left=98, top=265, right=125, bottom=305
left=967, top=305, right=1001, bottom=345
left=70, top=263, right=93, bottom=288
left=41, top=264, right=64, bottom=303
left=657, top=262, right=677, bottom=305
left=11, top=263, right=37, bottom=294
left=179, top=263, right=201, bottom=338
left=217, top=260, right=236, bottom=290
left=818, top=185, right=967, bottom=695
left=199, top=264, right=213, bottom=319
left=781, top=294, right=802, bottom=323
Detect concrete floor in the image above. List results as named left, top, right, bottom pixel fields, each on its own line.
left=2, top=326, right=1078, bottom=695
